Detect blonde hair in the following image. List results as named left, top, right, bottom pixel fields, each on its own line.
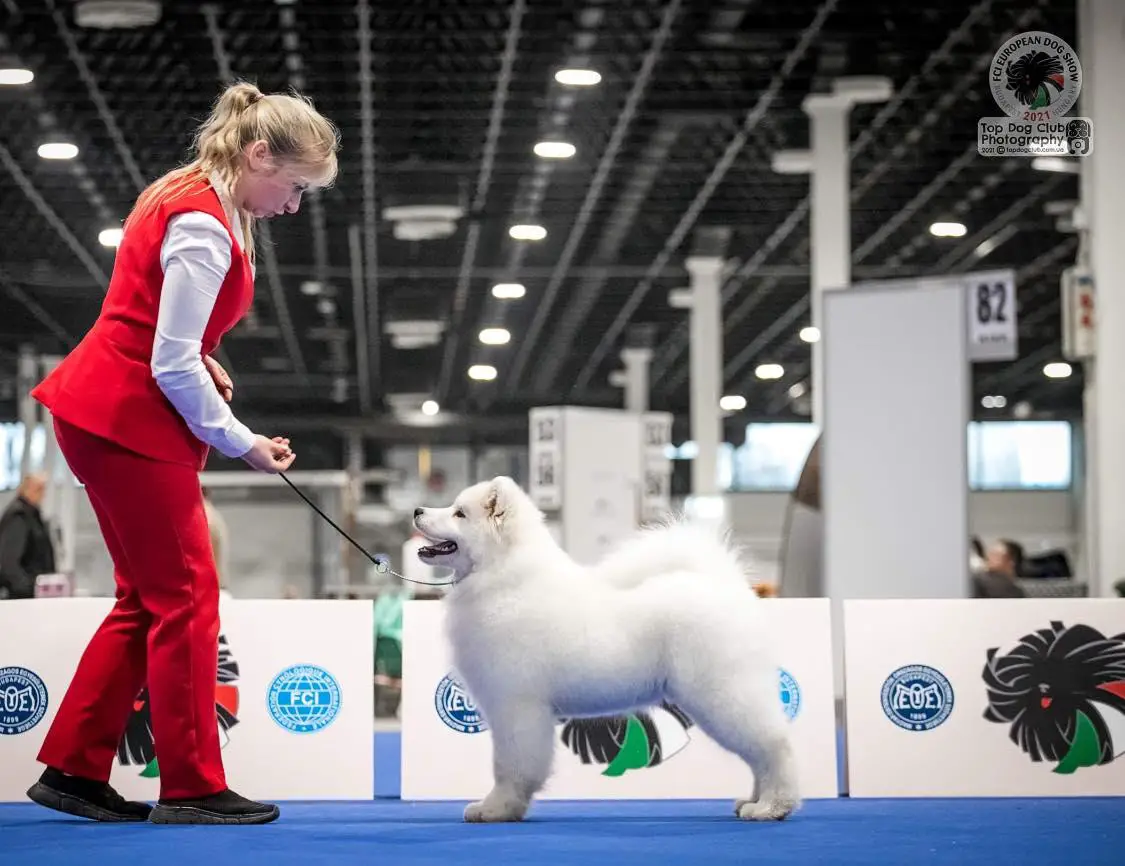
left=126, top=81, right=340, bottom=260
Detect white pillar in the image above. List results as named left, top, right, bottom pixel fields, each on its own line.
left=685, top=255, right=724, bottom=496
left=38, top=358, right=62, bottom=517
left=803, top=95, right=852, bottom=430
left=343, top=431, right=364, bottom=585
left=619, top=347, right=653, bottom=413
left=1083, top=0, right=1125, bottom=597
left=17, top=346, right=39, bottom=478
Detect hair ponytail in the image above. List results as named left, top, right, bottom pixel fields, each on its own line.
left=125, top=80, right=339, bottom=261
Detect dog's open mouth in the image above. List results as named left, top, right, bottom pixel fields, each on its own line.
left=418, top=540, right=458, bottom=560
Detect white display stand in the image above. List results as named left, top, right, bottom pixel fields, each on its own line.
left=844, top=598, right=1125, bottom=797
left=0, top=598, right=373, bottom=802
left=528, top=406, right=673, bottom=564
left=822, top=277, right=987, bottom=697
left=399, top=599, right=839, bottom=800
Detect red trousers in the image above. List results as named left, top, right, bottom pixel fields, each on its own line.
left=37, top=418, right=226, bottom=799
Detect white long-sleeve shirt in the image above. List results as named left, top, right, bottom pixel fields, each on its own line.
left=150, top=210, right=256, bottom=459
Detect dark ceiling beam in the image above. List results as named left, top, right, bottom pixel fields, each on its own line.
left=937, top=176, right=1073, bottom=274
left=436, top=0, right=526, bottom=404
left=239, top=412, right=533, bottom=444
left=202, top=3, right=305, bottom=383
left=0, top=262, right=972, bottom=293
left=0, top=266, right=76, bottom=349
left=570, top=0, right=842, bottom=395
left=348, top=224, right=373, bottom=414
left=464, top=0, right=613, bottom=407
left=45, top=0, right=147, bottom=193
left=0, top=142, right=109, bottom=288
left=356, top=0, right=382, bottom=402
left=0, top=31, right=119, bottom=233
left=525, top=119, right=688, bottom=397
left=748, top=235, right=1081, bottom=413
left=275, top=0, right=346, bottom=380
left=703, top=160, right=1064, bottom=393
left=506, top=0, right=683, bottom=397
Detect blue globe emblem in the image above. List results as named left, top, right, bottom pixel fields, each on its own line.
left=881, top=664, right=954, bottom=732
left=778, top=667, right=802, bottom=722
left=435, top=673, right=487, bottom=734
left=0, top=666, right=49, bottom=736
left=267, top=664, right=342, bottom=734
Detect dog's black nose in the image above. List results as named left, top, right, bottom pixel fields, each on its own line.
left=414, top=507, right=424, bottom=518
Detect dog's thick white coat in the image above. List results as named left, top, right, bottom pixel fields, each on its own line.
left=415, top=476, right=800, bottom=823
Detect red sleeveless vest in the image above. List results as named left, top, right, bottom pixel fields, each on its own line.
left=32, top=178, right=255, bottom=470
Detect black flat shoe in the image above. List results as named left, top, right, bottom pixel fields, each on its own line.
left=27, top=767, right=152, bottom=822
left=149, top=788, right=279, bottom=825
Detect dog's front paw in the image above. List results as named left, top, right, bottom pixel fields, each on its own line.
left=463, top=796, right=528, bottom=823
left=736, top=797, right=798, bottom=822
left=733, top=796, right=756, bottom=816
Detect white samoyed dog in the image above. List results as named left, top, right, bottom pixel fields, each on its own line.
left=413, top=475, right=799, bottom=824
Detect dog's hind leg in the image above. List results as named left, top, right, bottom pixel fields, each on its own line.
left=671, top=678, right=800, bottom=821
left=464, top=700, right=555, bottom=823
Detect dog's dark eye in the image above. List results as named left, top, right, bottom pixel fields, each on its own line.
left=454, top=508, right=466, bottom=519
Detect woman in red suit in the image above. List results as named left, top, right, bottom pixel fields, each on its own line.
left=24, top=81, right=339, bottom=825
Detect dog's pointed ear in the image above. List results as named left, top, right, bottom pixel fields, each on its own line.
left=483, top=476, right=518, bottom=531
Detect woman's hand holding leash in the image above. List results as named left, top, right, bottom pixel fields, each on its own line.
left=242, top=435, right=295, bottom=473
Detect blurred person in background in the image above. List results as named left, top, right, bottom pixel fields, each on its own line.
left=0, top=472, right=56, bottom=599
left=973, top=538, right=1027, bottom=598
left=23, top=81, right=338, bottom=826
left=969, top=536, right=987, bottom=575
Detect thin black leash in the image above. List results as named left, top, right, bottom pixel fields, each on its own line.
left=278, top=472, right=454, bottom=588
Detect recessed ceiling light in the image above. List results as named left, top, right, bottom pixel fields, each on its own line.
left=491, top=283, right=526, bottom=299
left=755, top=363, right=784, bottom=380
left=555, top=68, right=601, bottom=86
left=468, top=364, right=498, bottom=381
left=534, top=141, right=576, bottom=159
left=0, top=68, right=33, bottom=86
left=479, top=327, right=511, bottom=346
left=421, top=399, right=440, bottom=416
left=1043, top=361, right=1073, bottom=379
left=719, top=394, right=747, bottom=412
left=1031, top=156, right=1079, bottom=174
left=799, top=326, right=820, bottom=343
left=98, top=228, right=123, bottom=247
left=981, top=395, right=1008, bottom=409
left=929, top=221, right=967, bottom=238
left=38, top=142, right=78, bottom=160
left=509, top=224, right=547, bottom=241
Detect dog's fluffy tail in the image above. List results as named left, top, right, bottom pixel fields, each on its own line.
left=591, top=517, right=754, bottom=591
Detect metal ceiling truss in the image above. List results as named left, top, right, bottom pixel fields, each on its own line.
left=0, top=266, right=76, bottom=349
left=0, top=141, right=109, bottom=287
left=356, top=0, right=382, bottom=406
left=504, top=0, right=683, bottom=397
left=436, top=0, right=526, bottom=403
left=465, top=0, right=612, bottom=406
left=569, top=0, right=843, bottom=396
left=652, top=0, right=1028, bottom=394
left=275, top=0, right=344, bottom=381
left=730, top=178, right=1079, bottom=401
left=44, top=0, right=146, bottom=193
left=761, top=235, right=1081, bottom=413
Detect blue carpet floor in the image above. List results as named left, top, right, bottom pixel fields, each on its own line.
left=2, top=797, right=1121, bottom=866
left=7, top=733, right=1120, bottom=864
